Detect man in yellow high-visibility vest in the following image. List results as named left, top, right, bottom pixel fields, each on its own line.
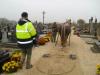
left=16, top=12, right=37, bottom=69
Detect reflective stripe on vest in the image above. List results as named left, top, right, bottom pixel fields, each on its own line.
left=16, top=30, right=28, bottom=32
left=16, top=23, right=28, bottom=32
left=17, top=37, right=35, bottom=44
left=17, top=40, right=33, bottom=44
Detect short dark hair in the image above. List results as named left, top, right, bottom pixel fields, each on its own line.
left=21, top=12, right=28, bottom=18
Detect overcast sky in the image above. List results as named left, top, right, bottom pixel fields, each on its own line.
left=0, top=0, right=100, bottom=23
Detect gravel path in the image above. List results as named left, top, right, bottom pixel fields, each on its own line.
left=2, top=31, right=100, bottom=75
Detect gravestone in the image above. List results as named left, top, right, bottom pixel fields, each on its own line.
left=1, top=29, right=17, bottom=43
left=96, top=24, right=100, bottom=41
left=91, top=24, right=100, bottom=53
left=1, top=30, right=9, bottom=43
left=91, top=40, right=100, bottom=53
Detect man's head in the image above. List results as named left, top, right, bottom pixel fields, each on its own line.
left=21, top=12, right=28, bottom=19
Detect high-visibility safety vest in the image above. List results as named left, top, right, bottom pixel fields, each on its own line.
left=16, top=22, right=37, bottom=44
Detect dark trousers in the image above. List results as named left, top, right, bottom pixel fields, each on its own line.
left=21, top=47, right=32, bottom=67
